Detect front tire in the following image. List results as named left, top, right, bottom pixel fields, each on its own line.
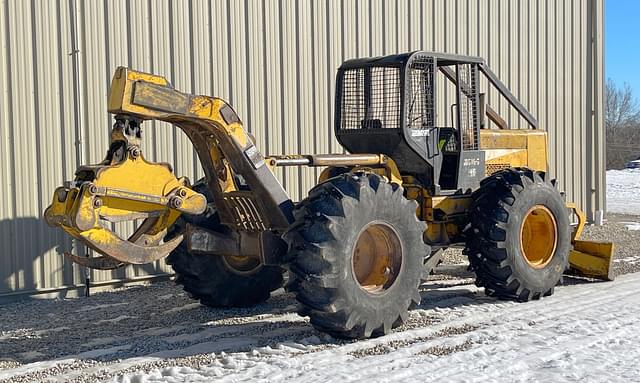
left=165, top=179, right=285, bottom=307
left=285, top=173, right=430, bottom=338
left=464, top=168, right=571, bottom=301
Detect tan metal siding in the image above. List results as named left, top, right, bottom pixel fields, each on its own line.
left=0, top=0, right=604, bottom=298
left=587, top=0, right=606, bottom=217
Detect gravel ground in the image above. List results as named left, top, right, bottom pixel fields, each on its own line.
left=0, top=214, right=638, bottom=382
left=581, top=214, right=640, bottom=275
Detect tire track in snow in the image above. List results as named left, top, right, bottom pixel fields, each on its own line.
left=3, top=275, right=638, bottom=382
left=101, top=276, right=640, bottom=382
left=112, top=274, right=640, bottom=383
left=395, top=293, right=640, bottom=382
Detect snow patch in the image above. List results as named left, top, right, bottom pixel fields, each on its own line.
left=620, top=221, right=640, bottom=231
left=139, top=325, right=188, bottom=337
left=76, top=345, right=132, bottom=359
left=0, top=359, right=76, bottom=380
left=112, top=274, right=640, bottom=383
left=614, top=255, right=640, bottom=265
left=16, top=351, right=45, bottom=361
left=606, top=169, right=640, bottom=215
left=82, top=336, right=122, bottom=348
left=75, top=302, right=128, bottom=312
left=97, top=315, right=136, bottom=324
left=163, top=302, right=201, bottom=314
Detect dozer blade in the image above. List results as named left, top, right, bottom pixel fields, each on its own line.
left=568, top=240, right=615, bottom=281
left=565, top=202, right=615, bottom=281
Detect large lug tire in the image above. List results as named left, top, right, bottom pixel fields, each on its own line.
left=464, top=168, right=571, bottom=301
left=285, top=172, right=430, bottom=339
left=165, top=179, right=285, bottom=308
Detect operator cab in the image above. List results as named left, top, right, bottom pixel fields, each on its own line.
left=334, top=51, right=486, bottom=194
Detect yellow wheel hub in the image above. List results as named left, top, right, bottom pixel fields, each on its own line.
left=222, top=255, right=262, bottom=276
left=520, top=205, right=558, bottom=269
left=352, top=222, right=403, bottom=294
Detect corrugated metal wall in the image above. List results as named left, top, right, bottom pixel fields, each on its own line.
left=0, top=0, right=604, bottom=299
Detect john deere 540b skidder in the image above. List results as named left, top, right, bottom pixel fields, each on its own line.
left=46, top=52, right=613, bottom=338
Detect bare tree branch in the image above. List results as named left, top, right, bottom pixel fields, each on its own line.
left=605, top=78, right=640, bottom=168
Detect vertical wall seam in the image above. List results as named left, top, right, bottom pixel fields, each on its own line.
left=147, top=0, right=157, bottom=161
left=419, top=0, right=424, bottom=49
left=167, top=1, right=178, bottom=171
left=294, top=0, right=303, bottom=197
left=225, top=0, right=233, bottom=105
left=395, top=0, right=399, bottom=51
left=381, top=0, right=385, bottom=53
left=55, top=0, right=67, bottom=182
left=310, top=1, right=318, bottom=181
left=102, top=0, right=111, bottom=131
left=3, top=0, right=17, bottom=290
left=75, top=0, right=89, bottom=275
left=278, top=0, right=287, bottom=186
left=243, top=0, right=252, bottom=134
left=261, top=0, right=270, bottom=155
left=325, top=0, right=332, bottom=154
left=125, top=0, right=132, bottom=67
left=355, top=0, right=360, bottom=56
left=29, top=0, right=41, bottom=213
left=189, top=0, right=199, bottom=176
left=29, top=0, right=44, bottom=288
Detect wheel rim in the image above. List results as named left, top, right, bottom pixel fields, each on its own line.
left=520, top=205, right=558, bottom=269
left=222, top=255, right=262, bottom=276
left=352, top=221, right=403, bottom=294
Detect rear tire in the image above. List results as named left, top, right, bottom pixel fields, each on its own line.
left=285, top=172, right=429, bottom=338
left=165, top=179, right=285, bottom=307
left=464, top=168, right=571, bottom=301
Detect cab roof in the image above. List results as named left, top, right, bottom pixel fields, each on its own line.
left=339, top=51, right=486, bottom=70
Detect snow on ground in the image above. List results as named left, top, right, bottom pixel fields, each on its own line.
left=606, top=168, right=640, bottom=215
left=107, top=275, right=640, bottom=382
left=620, top=222, right=640, bottom=231
left=1, top=271, right=640, bottom=383
left=111, top=274, right=640, bottom=383
left=0, top=172, right=638, bottom=382
left=614, top=256, right=640, bottom=265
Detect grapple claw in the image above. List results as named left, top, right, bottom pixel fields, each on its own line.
left=45, top=112, right=204, bottom=266
left=77, top=228, right=184, bottom=265
left=64, top=252, right=124, bottom=270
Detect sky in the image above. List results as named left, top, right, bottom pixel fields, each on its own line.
left=606, top=1, right=640, bottom=92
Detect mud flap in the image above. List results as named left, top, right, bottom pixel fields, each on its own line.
left=568, top=240, right=615, bottom=281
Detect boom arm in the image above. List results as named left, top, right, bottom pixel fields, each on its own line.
left=45, top=67, right=294, bottom=269
left=108, top=67, right=294, bottom=230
